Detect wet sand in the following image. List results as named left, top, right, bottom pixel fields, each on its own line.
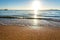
left=0, top=25, right=60, bottom=40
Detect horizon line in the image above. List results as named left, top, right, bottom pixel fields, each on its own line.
left=0, top=9, right=60, bottom=10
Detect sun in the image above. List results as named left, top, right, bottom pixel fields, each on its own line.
left=32, top=0, right=40, bottom=11
left=32, top=0, right=40, bottom=18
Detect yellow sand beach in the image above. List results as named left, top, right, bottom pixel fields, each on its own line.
left=0, top=25, right=60, bottom=40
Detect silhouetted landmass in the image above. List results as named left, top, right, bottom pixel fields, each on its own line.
left=0, top=9, right=60, bottom=11
left=4, top=9, right=8, bottom=11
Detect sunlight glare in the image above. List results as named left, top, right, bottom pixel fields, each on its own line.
left=31, top=0, right=41, bottom=29
left=32, top=0, right=40, bottom=11
left=32, top=0, right=40, bottom=18
left=33, top=19, right=37, bottom=25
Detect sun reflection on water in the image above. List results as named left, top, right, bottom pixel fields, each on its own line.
left=33, top=19, right=38, bottom=26
left=30, top=0, right=41, bottom=29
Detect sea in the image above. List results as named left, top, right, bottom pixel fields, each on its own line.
left=0, top=10, right=60, bottom=27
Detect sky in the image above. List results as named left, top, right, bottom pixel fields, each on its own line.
left=0, top=0, right=60, bottom=10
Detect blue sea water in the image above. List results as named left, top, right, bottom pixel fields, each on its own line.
left=0, top=10, right=60, bottom=27
left=0, top=10, right=60, bottom=18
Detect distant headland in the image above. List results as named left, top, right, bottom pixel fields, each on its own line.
left=0, top=9, right=8, bottom=11
left=0, top=9, right=60, bottom=11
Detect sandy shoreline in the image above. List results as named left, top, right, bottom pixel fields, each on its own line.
left=0, top=25, right=60, bottom=40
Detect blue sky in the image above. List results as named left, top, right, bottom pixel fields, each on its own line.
left=0, top=0, right=60, bottom=10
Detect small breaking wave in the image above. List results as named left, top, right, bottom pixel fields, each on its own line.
left=0, top=16, right=60, bottom=22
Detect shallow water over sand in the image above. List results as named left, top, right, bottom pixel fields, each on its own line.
left=0, top=18, right=60, bottom=27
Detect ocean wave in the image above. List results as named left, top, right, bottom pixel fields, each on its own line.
left=0, top=16, right=60, bottom=22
